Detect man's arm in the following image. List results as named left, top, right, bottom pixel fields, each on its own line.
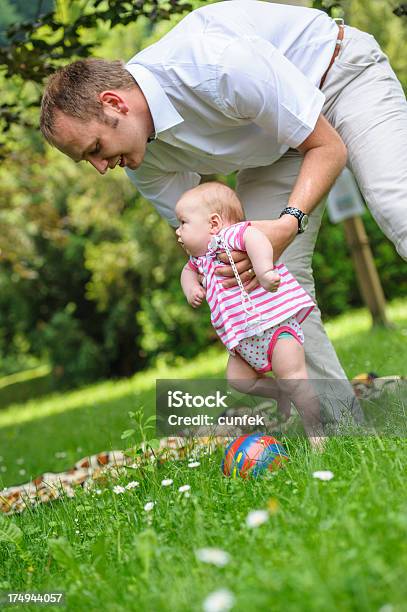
left=218, top=115, right=347, bottom=287
left=294, top=114, right=347, bottom=209
left=252, top=114, right=347, bottom=260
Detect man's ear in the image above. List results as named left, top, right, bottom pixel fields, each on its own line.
left=99, top=91, right=129, bottom=114
left=209, top=213, right=223, bottom=234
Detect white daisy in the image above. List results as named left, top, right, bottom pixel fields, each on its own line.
left=144, top=501, right=155, bottom=512
left=178, top=484, right=191, bottom=493
left=113, top=485, right=126, bottom=494
left=203, top=588, right=235, bottom=612
left=126, top=481, right=139, bottom=489
left=246, top=509, right=269, bottom=528
left=188, top=461, right=201, bottom=468
left=379, top=605, right=393, bottom=612
left=195, top=548, right=230, bottom=567
left=161, top=479, right=173, bottom=487
left=312, top=470, right=334, bottom=481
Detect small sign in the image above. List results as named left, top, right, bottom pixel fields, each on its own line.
left=327, top=167, right=365, bottom=224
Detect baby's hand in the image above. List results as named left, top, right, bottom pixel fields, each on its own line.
left=188, top=286, right=206, bottom=308
left=260, top=270, right=281, bottom=293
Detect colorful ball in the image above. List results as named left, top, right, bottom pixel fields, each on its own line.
left=221, top=433, right=288, bottom=478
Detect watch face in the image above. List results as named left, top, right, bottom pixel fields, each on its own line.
left=300, top=215, right=309, bottom=232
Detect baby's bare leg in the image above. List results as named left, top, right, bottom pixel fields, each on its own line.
left=226, top=353, right=291, bottom=420
left=271, top=337, right=324, bottom=448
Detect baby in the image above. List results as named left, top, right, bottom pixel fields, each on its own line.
left=175, top=181, right=324, bottom=448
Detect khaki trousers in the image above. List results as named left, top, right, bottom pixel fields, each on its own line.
left=236, top=26, right=407, bottom=421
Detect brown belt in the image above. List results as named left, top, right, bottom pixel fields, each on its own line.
left=319, top=23, right=345, bottom=89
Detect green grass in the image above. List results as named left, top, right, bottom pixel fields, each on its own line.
left=0, top=299, right=406, bottom=611
left=0, top=366, right=53, bottom=410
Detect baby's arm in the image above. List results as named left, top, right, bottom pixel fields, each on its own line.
left=180, top=264, right=206, bottom=308
left=243, top=226, right=281, bottom=292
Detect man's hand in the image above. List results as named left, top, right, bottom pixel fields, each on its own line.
left=187, top=285, right=206, bottom=308
left=215, top=251, right=259, bottom=292
left=215, top=215, right=298, bottom=292
left=251, top=216, right=298, bottom=262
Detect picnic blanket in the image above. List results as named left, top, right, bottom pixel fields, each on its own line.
left=350, top=373, right=404, bottom=399
left=0, top=437, right=224, bottom=516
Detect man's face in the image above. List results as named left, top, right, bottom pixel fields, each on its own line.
left=51, top=107, right=149, bottom=174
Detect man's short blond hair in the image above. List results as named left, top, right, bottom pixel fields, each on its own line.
left=40, top=58, right=137, bottom=143
left=181, top=181, right=245, bottom=224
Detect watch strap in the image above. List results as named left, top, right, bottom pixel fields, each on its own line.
left=279, top=207, right=306, bottom=233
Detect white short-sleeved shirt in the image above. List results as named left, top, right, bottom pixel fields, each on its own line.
left=125, top=0, right=338, bottom=225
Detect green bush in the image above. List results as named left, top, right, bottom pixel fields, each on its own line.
left=39, top=305, right=108, bottom=389
left=314, top=210, right=406, bottom=318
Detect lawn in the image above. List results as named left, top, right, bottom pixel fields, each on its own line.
left=0, top=299, right=406, bottom=611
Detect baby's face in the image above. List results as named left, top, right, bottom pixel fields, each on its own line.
left=175, top=199, right=212, bottom=257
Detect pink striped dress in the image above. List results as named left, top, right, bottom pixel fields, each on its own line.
left=188, top=222, right=314, bottom=352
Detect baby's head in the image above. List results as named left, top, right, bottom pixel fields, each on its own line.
left=175, top=181, right=245, bottom=256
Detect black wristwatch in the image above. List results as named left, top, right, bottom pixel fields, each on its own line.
left=279, top=207, right=309, bottom=234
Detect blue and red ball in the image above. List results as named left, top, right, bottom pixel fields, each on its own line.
left=222, top=433, right=288, bottom=478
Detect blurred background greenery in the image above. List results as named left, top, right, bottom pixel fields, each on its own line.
left=0, top=0, right=405, bottom=395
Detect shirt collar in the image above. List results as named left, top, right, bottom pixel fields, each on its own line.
left=125, top=63, right=184, bottom=138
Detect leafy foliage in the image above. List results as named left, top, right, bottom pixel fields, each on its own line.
left=0, top=135, right=213, bottom=383
left=0, top=514, right=34, bottom=571
left=0, top=0, right=405, bottom=388
left=314, top=211, right=406, bottom=318
left=0, top=515, right=23, bottom=545
left=48, top=537, right=82, bottom=580
left=312, top=0, right=407, bottom=19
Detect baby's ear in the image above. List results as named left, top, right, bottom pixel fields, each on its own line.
left=209, top=213, right=223, bottom=234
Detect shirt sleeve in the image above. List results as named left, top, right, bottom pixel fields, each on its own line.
left=221, top=222, right=251, bottom=252
left=216, top=35, right=325, bottom=149
left=125, top=165, right=201, bottom=227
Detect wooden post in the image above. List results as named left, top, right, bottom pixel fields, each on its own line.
left=343, top=216, right=390, bottom=327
